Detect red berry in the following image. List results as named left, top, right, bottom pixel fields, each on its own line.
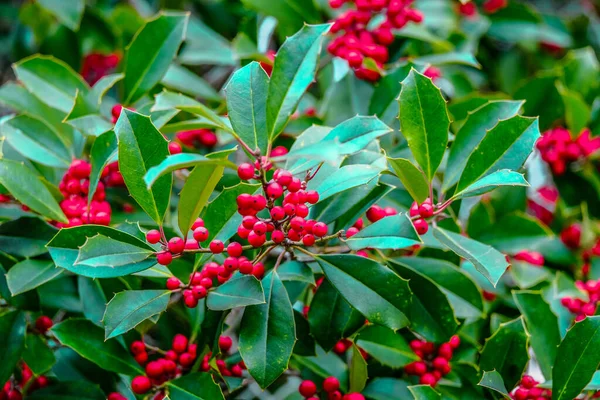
left=168, top=142, right=182, bottom=154
left=296, top=204, right=309, bottom=218
left=35, top=315, right=53, bottom=333
left=131, top=376, right=152, bottom=394
left=413, top=219, right=429, bottom=235
left=266, top=182, right=284, bottom=199
left=432, top=356, right=449, bottom=371
left=191, top=218, right=204, bottom=230
left=108, top=393, right=127, bottom=400
left=166, top=277, right=181, bottom=290
left=172, top=334, right=188, bottom=353
left=239, top=260, right=254, bottom=274
left=168, top=237, right=185, bottom=253
left=231, top=364, right=243, bottom=377
left=302, top=234, right=315, bottom=246
left=193, top=227, right=209, bottom=242
left=179, top=352, right=195, bottom=367
left=419, top=202, right=434, bottom=218
left=438, top=342, right=453, bottom=360
left=192, top=285, right=207, bottom=299
left=209, top=240, right=224, bottom=254
left=252, top=262, right=265, bottom=279
left=253, top=221, right=267, bottom=235
left=323, top=376, right=340, bottom=393
left=111, top=104, right=123, bottom=119
left=290, top=217, right=305, bottom=231
left=284, top=203, right=296, bottom=215
left=131, top=340, right=146, bottom=354
left=252, top=195, right=267, bottom=211
left=134, top=351, right=148, bottom=364
left=237, top=163, right=255, bottom=180
left=272, top=230, right=285, bottom=243
left=146, top=230, right=162, bottom=245
left=366, top=205, right=385, bottom=222
left=219, top=336, right=233, bottom=352
left=299, top=380, right=317, bottom=397
left=306, top=190, right=319, bottom=204
left=248, top=231, right=266, bottom=247
left=288, top=178, right=302, bottom=192
left=521, top=375, right=537, bottom=389
left=157, top=251, right=173, bottom=265
left=419, top=373, right=437, bottom=386
left=270, top=206, right=285, bottom=221
left=276, top=170, right=293, bottom=186
left=145, top=360, right=164, bottom=378
left=346, top=227, right=359, bottom=238
left=449, top=335, right=460, bottom=348
left=227, top=242, right=243, bottom=257
left=312, top=222, right=328, bottom=237
left=184, top=294, right=198, bottom=308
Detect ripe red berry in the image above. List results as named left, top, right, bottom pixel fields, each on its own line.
left=366, top=205, right=385, bottom=222
left=134, top=351, right=148, bottom=364
left=168, top=141, right=182, bottom=154
left=237, top=163, right=255, bottom=180
left=302, top=234, right=315, bottom=246
left=284, top=203, right=296, bottom=216
left=179, top=352, right=195, bottom=367
left=172, top=334, right=188, bottom=353
left=306, top=190, right=319, bottom=204
left=239, top=260, right=254, bottom=274
left=272, top=230, right=285, bottom=243
left=191, top=218, right=204, bottom=230
left=290, top=217, right=305, bottom=231
left=227, top=241, right=243, bottom=257
left=270, top=206, right=285, bottom=221
left=111, top=104, right=123, bottom=119
left=438, top=342, right=453, bottom=360
left=346, top=227, right=359, bottom=238
left=223, top=257, right=238, bottom=271
left=146, top=230, right=161, bottom=245
left=219, top=336, right=233, bottom=352
left=419, top=372, right=437, bottom=386
left=413, top=219, right=429, bottom=235
left=266, top=182, right=284, bottom=199
left=298, top=380, right=317, bottom=397
left=108, top=393, right=127, bottom=400
left=252, top=195, right=267, bottom=211
left=192, top=285, right=207, bottom=299
left=131, top=376, right=152, bottom=394
left=231, top=364, right=243, bottom=377
left=276, top=170, right=293, bottom=186
left=288, top=178, right=302, bottom=192
left=521, top=375, right=537, bottom=389
left=184, top=294, right=198, bottom=308
left=145, top=360, right=164, bottom=378
left=252, top=262, right=265, bottom=279
left=193, top=227, right=209, bottom=242
left=157, top=251, right=173, bottom=265
left=419, top=202, right=434, bottom=218
left=130, top=340, right=146, bottom=354
left=248, top=231, right=266, bottom=247
left=323, top=376, right=340, bottom=393
left=449, top=335, right=460, bottom=349
left=35, top=315, right=53, bottom=333
left=166, top=277, right=181, bottom=290
left=253, top=221, right=267, bottom=235
left=209, top=240, right=224, bottom=254
left=168, top=237, right=185, bottom=253
left=312, top=222, right=328, bottom=237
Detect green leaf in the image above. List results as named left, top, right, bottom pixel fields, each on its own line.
left=48, top=225, right=156, bottom=278
left=315, top=165, right=381, bottom=202
left=7, top=259, right=62, bottom=295
left=0, top=159, right=67, bottom=223
left=37, top=0, right=84, bottom=30
left=78, top=276, right=107, bottom=326
left=391, top=257, right=483, bottom=319
left=239, top=271, right=295, bottom=388
left=308, top=279, right=365, bottom=351
left=453, top=170, right=529, bottom=200
left=88, top=130, right=117, bottom=205
left=514, top=72, right=563, bottom=131
left=27, top=382, right=105, bottom=400
left=75, top=234, right=154, bottom=267
left=144, top=153, right=233, bottom=189
left=292, top=347, right=349, bottom=391
left=413, top=52, right=480, bottom=68
left=479, top=317, right=529, bottom=390
left=0, top=216, right=58, bottom=258
left=167, top=372, right=225, bottom=400
left=398, top=69, right=450, bottom=181
left=562, top=47, right=600, bottom=99
left=349, top=344, right=368, bottom=393
left=356, top=325, right=419, bottom=368
left=89, top=73, right=125, bottom=105
left=477, top=213, right=553, bottom=253
left=513, top=291, right=561, bottom=380
left=387, top=259, right=458, bottom=342
left=278, top=261, right=315, bottom=284
left=123, top=12, right=189, bottom=104
left=242, top=0, right=320, bottom=37
left=321, top=116, right=392, bottom=155
left=346, top=213, right=421, bottom=251
left=408, top=385, right=441, bottom=399
left=52, top=319, right=142, bottom=375
left=313, top=254, right=411, bottom=331
left=206, top=274, right=265, bottom=311
left=103, top=289, right=171, bottom=339
left=161, top=63, right=220, bottom=101
left=368, top=63, right=416, bottom=125
left=13, top=55, right=89, bottom=113
left=363, top=378, right=412, bottom=400
left=225, top=62, right=269, bottom=154
left=63, top=91, right=113, bottom=137
left=2, top=115, right=71, bottom=167
left=293, top=310, right=316, bottom=356
left=0, top=311, right=26, bottom=385
left=433, top=227, right=509, bottom=287
left=553, top=316, right=600, bottom=400
left=267, top=24, right=330, bottom=138
left=387, top=157, right=429, bottom=203
left=557, top=82, right=591, bottom=136
left=22, top=334, right=56, bottom=375
left=443, top=100, right=524, bottom=192
left=456, top=115, right=540, bottom=193
left=478, top=370, right=510, bottom=398
left=114, top=109, right=172, bottom=224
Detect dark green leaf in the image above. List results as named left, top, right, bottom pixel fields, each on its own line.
left=37, top=0, right=84, bottom=30
left=398, top=69, right=450, bottom=181
left=278, top=261, right=315, bottom=284
left=314, top=254, right=411, bottom=331
left=368, top=63, right=416, bottom=125
left=453, top=170, right=529, bottom=200
left=7, top=259, right=62, bottom=295
left=0, top=159, right=67, bottom=222
left=0, top=311, right=26, bottom=385
left=144, top=153, right=234, bottom=188
left=239, top=271, right=295, bottom=388
left=349, top=344, right=368, bottom=393
left=433, top=227, right=509, bottom=287
left=414, top=52, right=480, bottom=68
left=387, top=157, right=429, bottom=203
left=293, top=310, right=316, bottom=357
left=75, top=234, right=153, bottom=267
left=477, top=213, right=553, bottom=253
left=346, top=213, right=421, bottom=251
left=22, top=334, right=56, bottom=375
left=88, top=130, right=117, bottom=204
left=562, top=47, right=599, bottom=99
left=315, top=165, right=381, bottom=202
left=0, top=216, right=57, bottom=258
left=478, top=370, right=510, bottom=398
left=408, top=385, right=442, bottom=399
left=114, top=109, right=172, bottom=224
left=225, top=62, right=269, bottom=154
left=63, top=91, right=113, bottom=137
left=242, top=0, right=320, bottom=37
left=206, top=274, right=265, bottom=311
left=123, top=12, right=189, bottom=104
left=321, top=116, right=392, bottom=155
left=292, top=347, right=349, bottom=391
left=167, top=372, right=225, bottom=400
left=363, top=378, right=412, bottom=400
left=78, top=276, right=107, bottom=326
left=557, top=82, right=590, bottom=136
left=27, top=382, right=105, bottom=400
left=161, top=64, right=220, bottom=101
left=356, top=325, right=419, bottom=368
left=103, top=289, right=171, bottom=339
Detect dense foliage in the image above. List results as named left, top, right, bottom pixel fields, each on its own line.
left=1, top=0, right=600, bottom=399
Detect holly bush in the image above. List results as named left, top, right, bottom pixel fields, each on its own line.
left=1, top=0, right=600, bottom=399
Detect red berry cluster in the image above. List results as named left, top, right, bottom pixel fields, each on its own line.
left=536, top=127, right=600, bottom=175
left=130, top=334, right=197, bottom=395
left=327, top=0, right=423, bottom=81
left=198, top=336, right=246, bottom=377
left=512, top=251, right=544, bottom=267
left=404, top=335, right=460, bottom=386
left=1, top=363, right=49, bottom=400
left=510, top=375, right=552, bottom=400
left=423, top=66, right=442, bottom=81
left=107, top=393, right=127, bottom=400
left=299, top=377, right=364, bottom=400
left=560, top=223, right=581, bottom=249
left=561, top=279, right=600, bottom=322
left=175, top=129, right=218, bottom=149
left=56, top=159, right=111, bottom=228
left=80, top=52, right=119, bottom=85
left=527, top=186, right=558, bottom=225
left=458, top=1, right=477, bottom=17
left=482, top=0, right=507, bottom=14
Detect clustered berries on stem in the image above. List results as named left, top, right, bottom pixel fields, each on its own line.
left=198, top=335, right=246, bottom=377
left=404, top=335, right=460, bottom=386
left=510, top=375, right=552, bottom=400
left=299, top=376, right=364, bottom=400
left=536, top=127, right=600, bottom=175
left=327, top=0, right=423, bottom=81
left=561, top=279, right=600, bottom=322
left=80, top=52, right=119, bottom=85
left=512, top=251, right=545, bottom=267
left=527, top=186, right=558, bottom=225
left=2, top=363, right=49, bottom=400
left=175, top=129, right=218, bottom=149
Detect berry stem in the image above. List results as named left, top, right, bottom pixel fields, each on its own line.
left=253, top=245, right=277, bottom=265
left=273, top=248, right=288, bottom=269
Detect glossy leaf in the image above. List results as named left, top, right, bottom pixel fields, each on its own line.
left=7, top=259, right=62, bottom=295
left=408, top=385, right=441, bottom=399
left=52, top=319, right=142, bottom=375
left=27, top=382, right=105, bottom=400
left=88, top=130, right=117, bottom=204
left=387, top=157, right=429, bottom=203
left=414, top=52, right=480, bottom=68
left=114, top=109, right=172, bottom=224
left=22, top=334, right=56, bottom=375
left=0, top=159, right=67, bottom=223
left=315, top=165, right=381, bottom=202
left=0, top=216, right=58, bottom=258
left=239, top=271, right=295, bottom=388
left=443, top=100, right=524, bottom=192
left=47, top=225, right=156, bottom=278
left=37, top=0, right=84, bottom=30
left=356, top=325, right=419, bottom=368
left=103, top=289, right=171, bottom=339
left=557, top=82, right=590, bottom=136
left=478, top=370, right=510, bottom=398
left=167, top=372, right=225, bottom=400
left=453, top=170, right=529, bottom=200
left=398, top=69, right=450, bottom=181
left=368, top=63, right=416, bottom=125
left=349, top=344, right=368, bottom=393
left=78, top=276, right=107, bottom=326
left=321, top=116, right=392, bottom=155
left=206, top=274, right=265, bottom=311
left=123, top=12, right=189, bottom=104
left=456, top=115, right=540, bottom=193
left=0, top=311, right=26, bottom=385
left=308, top=279, right=365, bottom=351
left=161, top=63, right=220, bottom=101
left=242, top=0, right=320, bottom=37
left=314, top=254, right=411, bottom=331
left=144, top=153, right=233, bottom=188
left=75, top=234, right=154, bottom=267
left=552, top=316, right=600, bottom=400
left=225, top=62, right=269, bottom=154
left=433, top=227, right=509, bottom=287
left=266, top=24, right=330, bottom=137
left=278, top=261, right=315, bottom=285
left=346, top=213, right=421, bottom=251
left=292, top=347, right=349, bottom=391
left=362, top=378, right=412, bottom=400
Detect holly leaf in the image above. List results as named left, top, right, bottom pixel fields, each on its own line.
left=478, top=370, right=510, bottom=398
left=206, top=274, right=265, bottom=311
left=144, top=153, right=234, bottom=189
left=320, top=116, right=392, bottom=155
left=22, top=334, right=56, bottom=375
left=37, top=0, right=84, bottom=30
left=75, top=234, right=154, bottom=267
left=408, top=385, right=441, bottom=399
left=27, top=382, right=105, bottom=400
left=78, top=276, right=107, bottom=326
left=356, top=325, right=419, bottom=368
left=452, top=170, right=529, bottom=200
left=349, top=344, right=368, bottom=393
left=346, top=213, right=422, bottom=251
left=0, top=311, right=26, bottom=385
left=7, top=259, right=62, bottom=295
left=315, top=165, right=381, bottom=202
left=167, top=372, right=225, bottom=400
left=387, top=157, right=429, bottom=203
left=88, top=130, right=117, bottom=205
